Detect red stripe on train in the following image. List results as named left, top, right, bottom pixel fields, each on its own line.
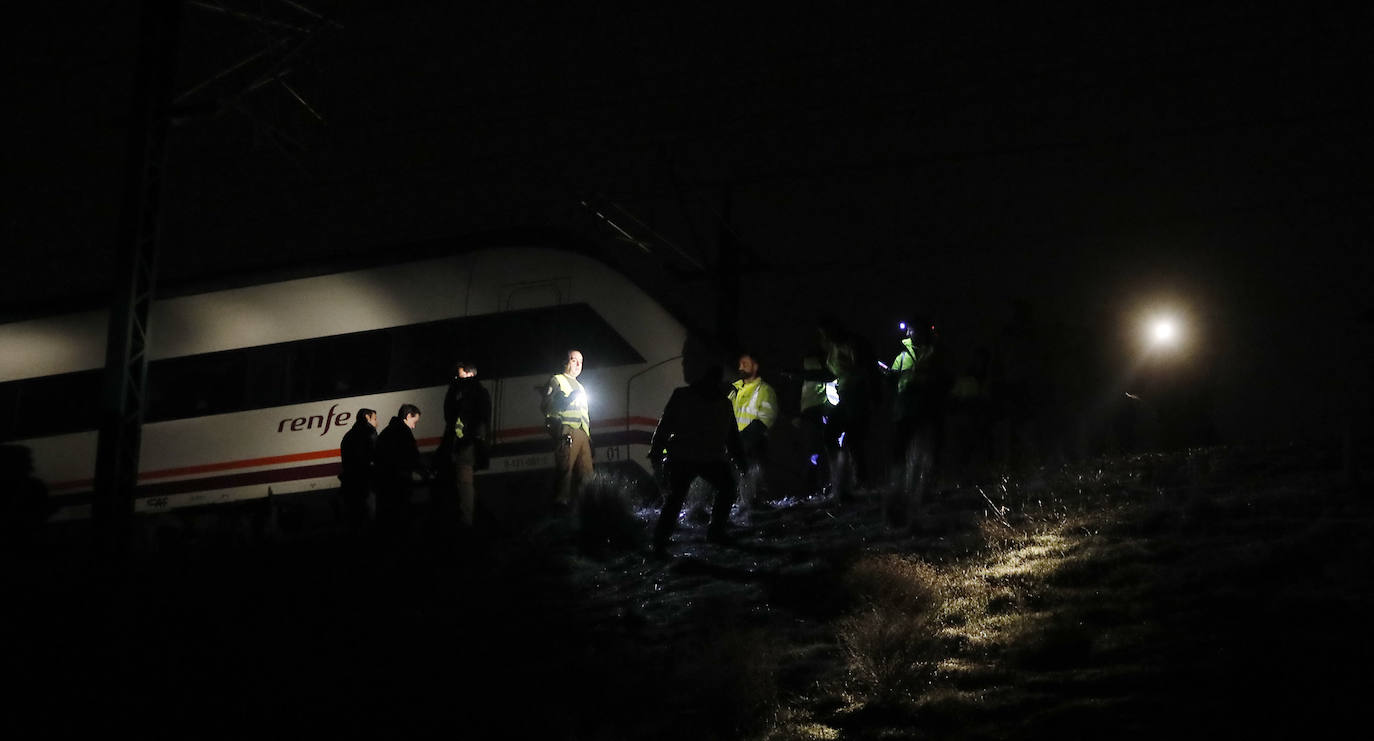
left=48, top=416, right=660, bottom=490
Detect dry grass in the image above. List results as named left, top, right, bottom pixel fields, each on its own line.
left=666, top=627, right=783, bottom=740
left=692, top=444, right=1373, bottom=738
left=837, top=555, right=947, bottom=703
left=845, top=554, right=943, bottom=612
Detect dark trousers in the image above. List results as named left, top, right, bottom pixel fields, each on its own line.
left=798, top=407, right=829, bottom=495
left=374, top=480, right=412, bottom=542
left=653, top=461, right=737, bottom=550
left=892, top=413, right=943, bottom=475
left=739, top=433, right=769, bottom=505
left=826, top=405, right=871, bottom=497
left=335, top=478, right=371, bottom=534
left=433, top=444, right=477, bottom=531
left=888, top=413, right=942, bottom=525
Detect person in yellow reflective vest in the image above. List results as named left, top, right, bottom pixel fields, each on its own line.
left=541, top=349, right=592, bottom=509
left=729, top=352, right=779, bottom=507
left=884, top=318, right=946, bottom=526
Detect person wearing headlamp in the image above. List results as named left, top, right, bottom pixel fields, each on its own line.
left=886, top=317, right=945, bottom=522
left=542, top=349, right=592, bottom=509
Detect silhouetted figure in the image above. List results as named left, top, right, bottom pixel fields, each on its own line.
left=337, top=407, right=378, bottom=535
left=794, top=349, right=831, bottom=496
left=0, top=445, right=52, bottom=551
left=816, top=321, right=877, bottom=499
left=434, top=361, right=491, bottom=533
left=648, top=366, right=745, bottom=558
left=946, top=347, right=993, bottom=483
left=374, top=404, right=426, bottom=542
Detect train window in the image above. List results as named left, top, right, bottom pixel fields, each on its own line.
left=10, top=370, right=101, bottom=438
left=386, top=303, right=643, bottom=389
left=242, top=345, right=292, bottom=409
left=296, top=332, right=391, bottom=401
left=386, top=323, right=462, bottom=392
left=146, top=352, right=247, bottom=421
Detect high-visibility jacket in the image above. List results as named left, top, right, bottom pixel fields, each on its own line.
left=544, top=373, right=590, bottom=434
left=826, top=341, right=860, bottom=396
left=800, top=356, right=828, bottom=413
left=891, top=338, right=934, bottom=396
left=729, top=377, right=779, bottom=431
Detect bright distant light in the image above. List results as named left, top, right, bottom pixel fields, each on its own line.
left=1134, top=304, right=1193, bottom=356
left=1152, top=319, right=1177, bottom=343
left=1146, top=315, right=1184, bottom=350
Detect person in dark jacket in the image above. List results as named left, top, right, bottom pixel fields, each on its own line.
left=336, top=408, right=378, bottom=533
left=374, top=404, right=426, bottom=540
left=1, top=445, right=53, bottom=552
left=435, top=362, right=491, bottom=531
left=813, top=321, right=879, bottom=499
left=648, top=366, right=746, bottom=558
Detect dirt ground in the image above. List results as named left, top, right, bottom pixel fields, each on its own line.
left=4, top=442, right=1371, bottom=739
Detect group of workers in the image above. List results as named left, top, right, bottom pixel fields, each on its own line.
left=333, top=351, right=597, bottom=539
left=335, top=360, right=494, bottom=540
left=334, top=318, right=953, bottom=549
left=648, top=317, right=953, bottom=553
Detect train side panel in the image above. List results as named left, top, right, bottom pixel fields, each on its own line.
left=5, top=247, right=688, bottom=522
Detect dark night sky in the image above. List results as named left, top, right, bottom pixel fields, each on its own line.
left=6, top=3, right=1372, bottom=444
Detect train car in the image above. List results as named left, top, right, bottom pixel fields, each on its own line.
left=0, top=246, right=690, bottom=524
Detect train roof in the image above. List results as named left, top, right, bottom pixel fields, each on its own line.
left=0, top=227, right=714, bottom=336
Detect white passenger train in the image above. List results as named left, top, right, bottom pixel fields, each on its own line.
left=0, top=247, right=690, bottom=523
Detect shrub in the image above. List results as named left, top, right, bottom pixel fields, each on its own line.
left=838, top=607, right=940, bottom=702
left=576, top=473, right=647, bottom=556
left=838, top=556, right=945, bottom=702
left=845, top=555, right=943, bottom=614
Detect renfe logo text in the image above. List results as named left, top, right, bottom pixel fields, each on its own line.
left=278, top=404, right=351, bottom=436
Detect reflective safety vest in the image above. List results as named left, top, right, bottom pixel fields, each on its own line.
left=545, top=373, right=590, bottom=434
left=800, top=356, right=828, bottom=412
left=729, top=377, right=779, bottom=431
left=824, top=380, right=840, bottom=406
left=891, top=338, right=933, bottom=395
